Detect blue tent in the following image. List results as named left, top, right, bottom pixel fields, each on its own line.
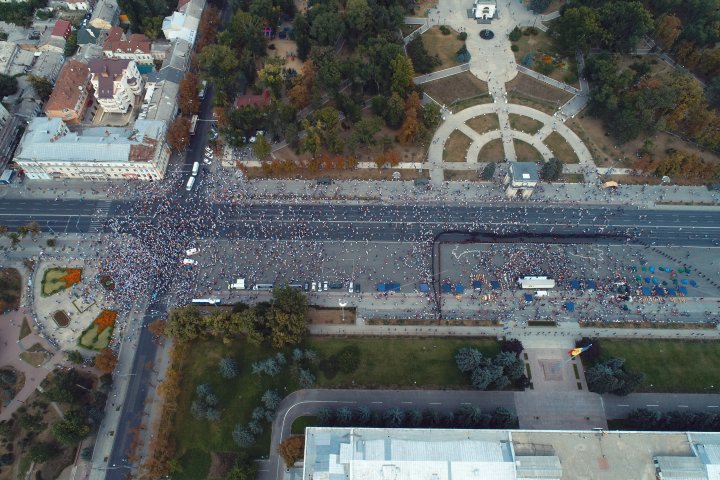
left=524, top=293, right=533, bottom=303
left=681, top=279, right=689, bottom=285
left=419, top=283, right=429, bottom=293
left=586, top=280, right=597, bottom=290
left=472, top=280, right=482, bottom=290
left=441, top=283, right=452, bottom=293
left=570, top=279, right=581, bottom=289
left=667, top=288, right=676, bottom=296
left=564, top=302, right=575, bottom=312
left=690, top=280, right=698, bottom=287
left=645, top=277, right=651, bottom=283
left=641, top=287, right=652, bottom=295
left=678, top=286, right=688, bottom=295
left=491, top=280, right=501, bottom=290
left=649, top=266, right=656, bottom=273
left=654, top=287, right=666, bottom=296
left=455, top=283, right=465, bottom=294
left=652, top=278, right=659, bottom=285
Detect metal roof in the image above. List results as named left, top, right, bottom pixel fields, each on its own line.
left=509, top=162, right=539, bottom=182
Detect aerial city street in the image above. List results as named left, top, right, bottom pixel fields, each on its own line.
left=1, top=0, right=720, bottom=478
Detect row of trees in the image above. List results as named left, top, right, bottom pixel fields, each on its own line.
left=586, top=357, right=644, bottom=396
left=623, top=408, right=720, bottom=432
left=164, top=285, right=309, bottom=348
left=312, top=404, right=518, bottom=430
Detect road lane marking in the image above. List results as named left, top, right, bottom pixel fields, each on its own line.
left=371, top=401, right=383, bottom=404
left=678, top=405, right=689, bottom=408
left=429, top=402, right=441, bottom=405
left=646, top=404, right=659, bottom=407
left=617, top=404, right=630, bottom=407
left=401, top=401, right=412, bottom=404
left=708, top=406, right=719, bottom=408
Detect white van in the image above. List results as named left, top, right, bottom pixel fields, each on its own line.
left=192, top=162, right=199, bottom=176
left=186, top=176, right=196, bottom=191
left=534, top=290, right=548, bottom=298
left=348, top=281, right=354, bottom=293
left=228, top=278, right=246, bottom=290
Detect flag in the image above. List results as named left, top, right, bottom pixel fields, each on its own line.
left=568, top=344, right=592, bottom=358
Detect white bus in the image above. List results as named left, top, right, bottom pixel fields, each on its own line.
left=518, top=276, right=556, bottom=289
left=191, top=298, right=222, bottom=305
left=189, top=114, right=199, bottom=135
left=198, top=80, right=207, bottom=100
left=252, top=283, right=274, bottom=291
left=192, top=161, right=199, bottom=176
left=186, top=176, right=196, bottom=191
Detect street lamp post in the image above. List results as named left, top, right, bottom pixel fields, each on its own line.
left=339, top=300, right=347, bottom=323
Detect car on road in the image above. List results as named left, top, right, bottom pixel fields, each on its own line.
left=185, top=248, right=199, bottom=256
left=191, top=162, right=199, bottom=176
left=205, top=146, right=212, bottom=153
left=349, top=281, right=354, bottom=293
left=182, top=258, right=198, bottom=266
left=323, top=281, right=328, bottom=291
left=203, top=158, right=212, bottom=165
left=303, top=282, right=309, bottom=291
left=185, top=176, right=195, bottom=191
left=311, top=281, right=317, bottom=291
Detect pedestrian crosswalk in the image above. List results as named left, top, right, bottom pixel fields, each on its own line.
left=89, top=200, right=112, bottom=232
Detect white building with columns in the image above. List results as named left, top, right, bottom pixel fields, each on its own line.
left=88, top=58, right=143, bottom=114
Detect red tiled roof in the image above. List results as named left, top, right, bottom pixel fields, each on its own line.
left=45, top=60, right=91, bottom=114
left=234, top=90, right=271, bottom=109
left=103, top=27, right=151, bottom=53
left=176, top=0, right=191, bottom=10
left=52, top=20, right=72, bottom=38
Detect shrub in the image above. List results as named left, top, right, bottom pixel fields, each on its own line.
left=457, top=32, right=467, bottom=41
left=46, top=239, right=56, bottom=247
left=511, top=44, right=519, bottom=52
left=481, top=162, right=496, bottom=180
left=541, top=158, right=563, bottom=181
left=509, top=26, right=522, bottom=42
left=439, top=25, right=451, bottom=35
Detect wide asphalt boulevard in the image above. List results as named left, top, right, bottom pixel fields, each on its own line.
left=2, top=199, right=719, bottom=246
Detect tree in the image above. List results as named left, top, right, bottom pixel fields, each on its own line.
left=455, top=347, right=484, bottom=373
left=481, top=162, right=496, bottom=180
left=165, top=305, right=204, bottom=341
left=470, top=364, right=503, bottom=390
left=598, top=1, right=654, bottom=54
left=383, top=407, right=405, bottom=427
left=178, top=72, right=200, bottom=115
left=257, top=57, right=285, bottom=99
left=0, top=74, right=18, bottom=98
left=267, top=285, right=308, bottom=348
left=226, top=455, right=258, bottom=480
left=384, top=92, right=405, bottom=128
left=94, top=348, right=118, bottom=374
left=148, top=319, right=167, bottom=337
left=494, top=351, right=525, bottom=380
left=52, top=410, right=90, bottom=445
left=261, top=389, right=282, bottom=411
left=219, top=357, right=239, bottom=379
left=297, top=368, right=315, bottom=388
left=389, top=54, right=415, bottom=97
left=251, top=134, right=272, bottom=160
left=335, top=406, right=354, bottom=425
left=406, top=37, right=440, bottom=74
left=67, top=350, right=84, bottom=364
left=167, top=116, right=191, bottom=153
left=398, top=92, right=421, bottom=145
left=309, top=5, right=345, bottom=46
left=586, top=357, right=645, bottom=396
left=422, top=103, right=442, bottom=131
left=29, top=442, right=59, bottom=463
left=456, top=404, right=483, bottom=427
left=64, top=30, right=78, bottom=57
left=654, top=14, right=682, bottom=50
left=551, top=6, right=604, bottom=54
left=197, top=44, right=241, bottom=97
left=345, top=0, right=371, bottom=39
left=278, top=436, right=305, bottom=466
left=232, top=424, right=255, bottom=447
left=28, top=75, right=53, bottom=101
left=334, top=345, right=360, bottom=374
left=541, top=158, right=563, bottom=181
left=221, top=11, right=266, bottom=56
left=355, top=405, right=371, bottom=425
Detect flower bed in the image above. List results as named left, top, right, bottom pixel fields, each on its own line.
left=99, top=275, right=116, bottom=291
left=52, top=310, right=70, bottom=328
left=79, top=310, right=117, bottom=350
left=41, top=267, right=83, bottom=296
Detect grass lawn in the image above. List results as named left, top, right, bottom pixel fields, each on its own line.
left=513, top=139, right=542, bottom=161
left=41, top=268, right=70, bottom=296
left=598, top=340, right=720, bottom=393
left=0, top=267, right=22, bottom=310
left=509, top=113, right=543, bottom=135
left=78, top=323, right=114, bottom=350
left=422, top=72, right=488, bottom=107
left=444, top=170, right=480, bottom=181
left=544, top=131, right=579, bottom=164
left=443, top=130, right=472, bottom=162
left=560, top=173, right=584, bottom=183
left=19, top=317, right=31, bottom=340
left=466, top=114, right=500, bottom=135
left=173, top=336, right=499, bottom=460
left=421, top=26, right=463, bottom=71
left=291, top=415, right=318, bottom=435
left=478, top=138, right=504, bottom=163
left=176, top=448, right=211, bottom=480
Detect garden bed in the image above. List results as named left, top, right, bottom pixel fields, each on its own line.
left=443, top=130, right=473, bottom=162
left=52, top=310, right=70, bottom=328
left=99, top=275, right=116, bottom=291
left=78, top=310, right=117, bottom=350
left=19, top=343, right=51, bottom=367
left=41, top=268, right=82, bottom=297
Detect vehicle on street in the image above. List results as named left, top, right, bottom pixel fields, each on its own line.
left=185, top=176, right=195, bottom=191
left=228, top=278, right=246, bottom=290
left=377, top=282, right=401, bottom=292
left=323, top=281, right=328, bottom=291
left=303, top=282, right=309, bottom=291
left=189, top=115, right=198, bottom=135
left=349, top=281, right=354, bottom=293
left=182, top=258, right=198, bottom=266
left=253, top=283, right=274, bottom=290
left=311, top=281, right=317, bottom=291
left=329, top=282, right=343, bottom=289
left=198, top=80, right=207, bottom=100
left=185, top=247, right=199, bottom=256
left=191, top=162, right=199, bottom=176
left=191, top=298, right=221, bottom=305
left=203, top=158, right=212, bottom=165
left=0, top=170, right=16, bottom=184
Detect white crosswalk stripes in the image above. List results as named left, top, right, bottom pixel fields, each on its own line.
left=89, top=200, right=112, bottom=232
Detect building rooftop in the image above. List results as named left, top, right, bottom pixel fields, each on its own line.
left=77, top=25, right=103, bottom=45
left=234, top=90, right=271, bottom=109
left=90, top=0, right=119, bottom=25
left=51, top=20, right=72, bottom=38
left=509, top=161, right=539, bottom=182
left=88, top=57, right=132, bottom=99
left=31, top=51, right=64, bottom=81
left=138, top=79, right=178, bottom=122
left=103, top=27, right=151, bottom=54
left=16, top=117, right=165, bottom=163
left=0, top=41, right=18, bottom=75
left=45, top=60, right=90, bottom=113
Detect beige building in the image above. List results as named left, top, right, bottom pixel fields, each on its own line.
left=504, top=161, right=539, bottom=199
left=45, top=60, right=95, bottom=124
left=102, top=27, right=153, bottom=66
left=14, top=117, right=170, bottom=181
left=88, top=58, right=143, bottom=114
left=89, top=0, right=119, bottom=30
